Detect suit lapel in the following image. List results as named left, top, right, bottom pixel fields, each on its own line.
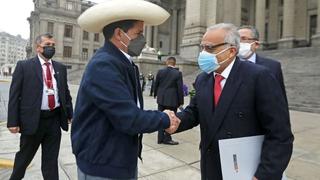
left=203, top=73, right=214, bottom=121
left=205, top=59, right=243, bottom=150
left=32, top=56, right=43, bottom=84
left=51, top=61, right=61, bottom=90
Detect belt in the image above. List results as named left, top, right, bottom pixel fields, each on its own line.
left=40, top=107, right=61, bottom=118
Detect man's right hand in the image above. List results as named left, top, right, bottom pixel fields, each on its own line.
left=163, top=110, right=181, bottom=134
left=8, top=126, right=20, bottom=134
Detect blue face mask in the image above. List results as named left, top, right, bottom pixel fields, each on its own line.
left=197, top=48, right=230, bottom=74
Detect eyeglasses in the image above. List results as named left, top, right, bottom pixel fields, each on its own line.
left=200, top=42, right=229, bottom=53
left=240, top=37, right=258, bottom=43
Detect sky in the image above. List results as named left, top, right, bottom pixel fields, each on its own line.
left=0, top=0, right=106, bottom=39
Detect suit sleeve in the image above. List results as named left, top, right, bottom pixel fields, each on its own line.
left=63, top=66, right=73, bottom=119
left=176, top=76, right=200, bottom=133
left=82, top=59, right=170, bottom=135
left=177, top=71, right=184, bottom=105
left=254, top=69, right=294, bottom=180
left=7, top=61, right=23, bottom=127
left=276, top=63, right=288, bottom=104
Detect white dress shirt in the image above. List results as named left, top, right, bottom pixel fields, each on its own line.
left=38, top=55, right=60, bottom=110
left=214, top=57, right=236, bottom=90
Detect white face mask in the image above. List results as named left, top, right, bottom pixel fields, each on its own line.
left=238, top=42, right=255, bottom=59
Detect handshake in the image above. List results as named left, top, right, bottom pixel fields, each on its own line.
left=163, top=110, right=181, bottom=134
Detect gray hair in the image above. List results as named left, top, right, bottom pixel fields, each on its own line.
left=207, top=23, right=240, bottom=51
left=238, top=25, right=260, bottom=40
left=35, top=33, right=53, bottom=45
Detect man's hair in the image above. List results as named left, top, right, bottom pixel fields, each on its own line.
left=238, top=25, right=260, bottom=40
left=103, top=20, right=139, bottom=40
left=207, top=23, right=240, bottom=51
left=35, top=33, right=53, bottom=45
left=166, top=56, right=176, bottom=66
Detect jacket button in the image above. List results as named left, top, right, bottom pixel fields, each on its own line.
left=238, top=112, right=244, bottom=118
left=227, top=132, right=232, bottom=137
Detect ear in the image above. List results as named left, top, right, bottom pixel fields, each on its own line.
left=253, top=41, right=260, bottom=50
left=230, top=47, right=238, bottom=57
left=114, top=28, right=122, bottom=41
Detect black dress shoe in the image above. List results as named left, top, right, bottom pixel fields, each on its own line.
left=162, top=140, right=179, bottom=145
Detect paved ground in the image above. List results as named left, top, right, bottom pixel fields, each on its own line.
left=0, top=82, right=320, bottom=179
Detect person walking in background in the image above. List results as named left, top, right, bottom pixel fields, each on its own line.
left=7, top=33, right=73, bottom=180
left=147, top=72, right=155, bottom=96
left=154, top=56, right=184, bottom=145
left=238, top=25, right=287, bottom=102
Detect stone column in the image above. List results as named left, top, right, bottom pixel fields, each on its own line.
left=294, top=0, right=308, bottom=47
left=152, top=26, right=158, bottom=49
left=312, top=0, right=320, bottom=47
left=145, top=26, right=153, bottom=48
left=170, top=8, right=178, bottom=55
left=180, top=0, right=207, bottom=61
left=255, top=0, right=266, bottom=48
left=221, top=0, right=241, bottom=26
left=267, top=0, right=279, bottom=49
left=278, top=0, right=295, bottom=49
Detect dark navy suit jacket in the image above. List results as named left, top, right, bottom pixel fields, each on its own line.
left=154, top=66, right=184, bottom=107
left=7, top=57, right=73, bottom=135
left=177, top=58, right=293, bottom=180
left=71, top=41, right=170, bottom=179
left=256, top=54, right=287, bottom=102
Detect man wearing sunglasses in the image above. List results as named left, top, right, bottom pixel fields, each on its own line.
left=238, top=26, right=287, bottom=102
left=172, top=23, right=293, bottom=180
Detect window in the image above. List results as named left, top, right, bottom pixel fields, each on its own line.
left=66, top=2, right=74, bottom=10
left=47, top=22, right=54, bottom=34
left=63, top=46, right=72, bottom=58
left=64, top=25, right=73, bottom=38
left=82, top=48, right=88, bottom=61
left=83, top=31, right=89, bottom=40
left=94, top=33, right=99, bottom=42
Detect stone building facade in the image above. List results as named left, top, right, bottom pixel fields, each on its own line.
left=28, top=0, right=320, bottom=70
left=149, top=0, right=320, bottom=62
left=0, top=32, right=27, bottom=65
left=0, top=32, right=27, bottom=75
left=27, top=0, right=103, bottom=71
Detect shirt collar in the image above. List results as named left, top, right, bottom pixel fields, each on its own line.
left=214, top=57, right=236, bottom=79
left=119, top=49, right=132, bottom=63
left=38, top=54, right=52, bottom=65
left=247, top=53, right=256, bottom=63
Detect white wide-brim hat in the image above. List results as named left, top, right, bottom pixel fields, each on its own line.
left=78, top=0, right=170, bottom=33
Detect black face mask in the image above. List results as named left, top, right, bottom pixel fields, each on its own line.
left=121, top=30, right=146, bottom=57
left=42, top=46, right=55, bottom=59
left=127, top=34, right=146, bottom=57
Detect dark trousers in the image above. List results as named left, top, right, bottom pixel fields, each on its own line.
left=157, top=105, right=177, bottom=143
left=10, top=110, right=62, bottom=180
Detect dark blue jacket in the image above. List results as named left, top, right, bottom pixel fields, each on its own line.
left=154, top=66, right=184, bottom=107
left=71, top=41, right=170, bottom=179
left=176, top=58, right=293, bottom=180
left=255, top=55, right=287, bottom=103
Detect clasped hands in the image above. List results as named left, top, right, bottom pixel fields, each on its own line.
left=163, top=110, right=180, bottom=134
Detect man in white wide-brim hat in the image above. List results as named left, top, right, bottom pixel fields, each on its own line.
left=71, top=0, right=180, bottom=180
